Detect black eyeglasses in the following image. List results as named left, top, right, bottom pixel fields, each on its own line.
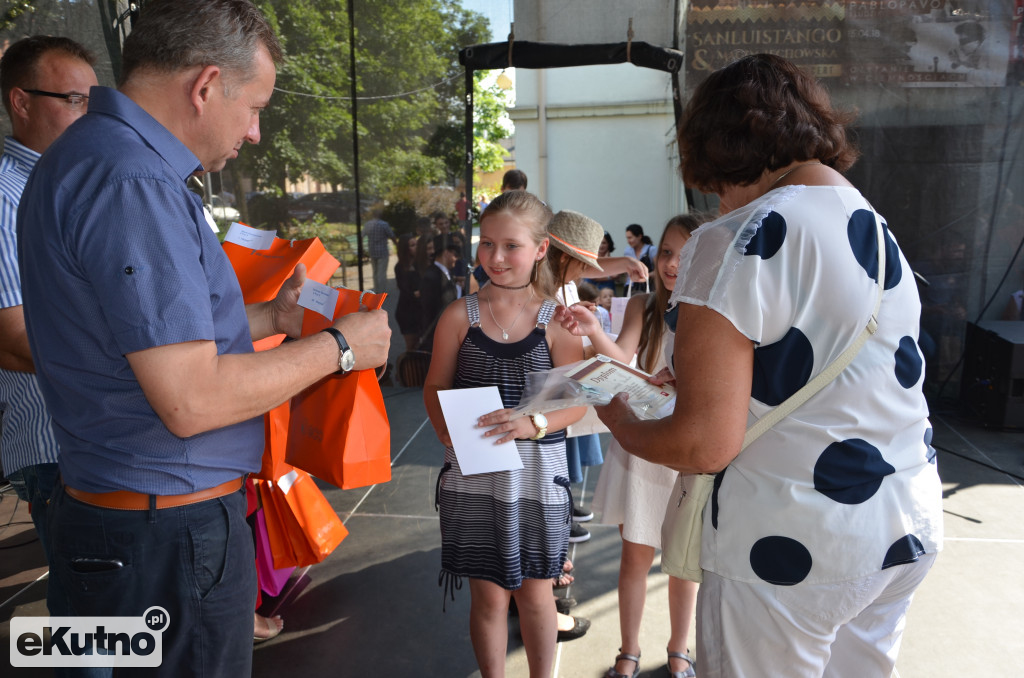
left=22, top=89, right=89, bottom=111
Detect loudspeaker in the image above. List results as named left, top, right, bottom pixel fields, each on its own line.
left=959, top=321, right=1024, bottom=428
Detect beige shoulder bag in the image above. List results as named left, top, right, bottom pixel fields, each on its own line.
left=661, top=211, right=886, bottom=583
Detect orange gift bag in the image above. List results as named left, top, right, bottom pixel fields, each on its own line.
left=223, top=233, right=340, bottom=480
left=224, top=233, right=340, bottom=351
left=254, top=401, right=291, bottom=481
left=285, top=288, right=392, bottom=489
left=258, top=470, right=348, bottom=568
left=223, top=235, right=340, bottom=305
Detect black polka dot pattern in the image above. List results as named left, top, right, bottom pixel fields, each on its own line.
left=847, top=209, right=901, bottom=290
left=749, top=536, right=812, bottom=585
left=924, top=427, right=937, bottom=464
left=664, top=304, right=678, bottom=332
left=813, top=438, right=896, bottom=504
left=711, top=469, right=725, bottom=530
left=688, top=190, right=941, bottom=588
left=894, top=336, right=924, bottom=388
left=743, top=210, right=787, bottom=259
left=751, top=327, right=814, bottom=406
left=882, top=534, right=925, bottom=569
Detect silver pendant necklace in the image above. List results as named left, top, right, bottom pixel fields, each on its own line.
left=486, top=285, right=534, bottom=342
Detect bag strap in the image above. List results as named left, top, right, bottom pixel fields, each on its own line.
left=624, top=277, right=650, bottom=298
left=740, top=211, right=886, bottom=451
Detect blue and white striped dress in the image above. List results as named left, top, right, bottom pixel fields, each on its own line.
left=437, top=294, right=571, bottom=593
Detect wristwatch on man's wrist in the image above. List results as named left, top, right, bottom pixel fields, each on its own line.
left=529, top=413, right=548, bottom=440
left=321, top=327, right=356, bottom=374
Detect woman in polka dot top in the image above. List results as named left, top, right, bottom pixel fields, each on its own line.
left=594, top=53, right=943, bottom=678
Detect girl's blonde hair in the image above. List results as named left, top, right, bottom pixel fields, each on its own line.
left=480, top=191, right=555, bottom=297
left=637, top=212, right=713, bottom=373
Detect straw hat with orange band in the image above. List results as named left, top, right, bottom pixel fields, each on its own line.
left=547, top=210, right=605, bottom=273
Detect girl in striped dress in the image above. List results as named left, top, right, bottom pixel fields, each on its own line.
left=424, top=191, right=593, bottom=678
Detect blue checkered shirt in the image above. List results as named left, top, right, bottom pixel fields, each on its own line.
left=364, top=218, right=394, bottom=259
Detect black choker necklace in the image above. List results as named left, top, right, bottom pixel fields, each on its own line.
left=488, top=280, right=532, bottom=290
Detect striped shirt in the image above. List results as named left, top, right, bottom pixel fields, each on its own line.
left=0, top=137, right=60, bottom=474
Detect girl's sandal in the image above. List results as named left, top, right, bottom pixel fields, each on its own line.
left=553, top=571, right=574, bottom=589
left=667, top=649, right=696, bottom=678
left=604, top=650, right=640, bottom=678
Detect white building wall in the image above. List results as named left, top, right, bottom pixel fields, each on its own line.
left=509, top=0, right=686, bottom=246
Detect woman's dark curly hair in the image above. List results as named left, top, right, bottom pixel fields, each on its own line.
left=678, top=53, right=860, bottom=194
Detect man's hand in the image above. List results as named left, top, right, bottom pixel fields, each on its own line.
left=269, top=264, right=307, bottom=338
left=332, top=308, right=391, bottom=371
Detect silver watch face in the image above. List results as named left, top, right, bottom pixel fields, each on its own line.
left=340, top=349, right=356, bottom=372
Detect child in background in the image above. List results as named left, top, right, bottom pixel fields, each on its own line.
left=424, top=192, right=591, bottom=677
left=598, top=287, right=614, bottom=311
left=557, top=213, right=711, bottom=678
left=577, top=281, right=612, bottom=334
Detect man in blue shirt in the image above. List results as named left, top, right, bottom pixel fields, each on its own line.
left=0, top=35, right=107, bottom=678
left=17, top=1, right=390, bottom=674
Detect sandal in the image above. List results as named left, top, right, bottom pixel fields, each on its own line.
left=253, top=614, right=283, bottom=644
left=604, top=649, right=640, bottom=678
left=667, top=649, right=696, bottom=678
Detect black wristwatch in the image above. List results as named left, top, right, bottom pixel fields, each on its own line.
left=321, top=327, right=356, bottom=374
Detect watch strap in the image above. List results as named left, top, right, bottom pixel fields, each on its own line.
left=320, top=327, right=353, bottom=374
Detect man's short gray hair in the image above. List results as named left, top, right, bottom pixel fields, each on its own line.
left=119, top=0, right=283, bottom=86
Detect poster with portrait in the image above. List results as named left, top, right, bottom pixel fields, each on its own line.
left=684, top=1, right=1016, bottom=89
left=844, top=1, right=1012, bottom=87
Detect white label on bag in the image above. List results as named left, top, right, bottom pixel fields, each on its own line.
left=298, top=280, right=339, bottom=320
left=224, top=222, right=276, bottom=250
left=277, top=469, right=299, bottom=495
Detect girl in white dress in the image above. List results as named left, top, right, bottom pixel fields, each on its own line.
left=559, top=213, right=710, bottom=678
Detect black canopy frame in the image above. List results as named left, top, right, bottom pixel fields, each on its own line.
left=457, top=39, right=686, bottom=258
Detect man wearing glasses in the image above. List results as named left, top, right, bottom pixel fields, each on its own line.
left=0, top=36, right=104, bottom=677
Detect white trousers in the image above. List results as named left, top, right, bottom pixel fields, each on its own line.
left=696, top=553, right=936, bottom=678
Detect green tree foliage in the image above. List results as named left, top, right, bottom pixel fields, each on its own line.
left=242, top=0, right=352, bottom=193
left=1, top=1, right=36, bottom=33
left=237, top=0, right=505, bottom=199
left=425, top=71, right=512, bottom=184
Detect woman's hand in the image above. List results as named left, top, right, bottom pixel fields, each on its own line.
left=595, top=392, right=640, bottom=434
left=553, top=303, right=601, bottom=337
left=477, top=408, right=533, bottom=444
left=649, top=367, right=676, bottom=388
